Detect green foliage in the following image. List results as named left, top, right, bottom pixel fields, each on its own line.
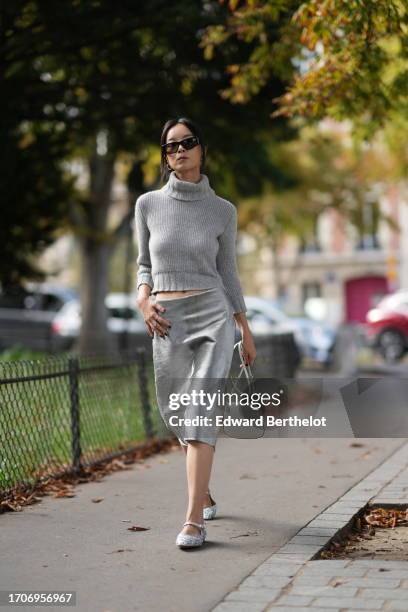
left=202, top=0, right=408, bottom=139
left=239, top=124, right=401, bottom=247
left=0, top=125, right=75, bottom=287
left=0, top=345, right=74, bottom=362
left=2, top=1, right=296, bottom=288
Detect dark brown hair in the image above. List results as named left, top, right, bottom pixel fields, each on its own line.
left=159, top=117, right=207, bottom=184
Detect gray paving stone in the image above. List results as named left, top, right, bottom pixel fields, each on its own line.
left=290, top=536, right=332, bottom=545
left=359, top=587, right=408, bottom=599
left=383, top=601, right=408, bottom=610
left=326, top=501, right=364, bottom=508
left=291, top=576, right=333, bottom=587
left=252, top=564, right=301, bottom=577
left=346, top=561, right=408, bottom=568
left=212, top=602, right=266, bottom=612
left=215, top=446, right=408, bottom=612
left=272, top=553, right=314, bottom=560
left=300, top=525, right=340, bottom=530
left=331, top=501, right=367, bottom=506
left=274, top=594, right=313, bottom=606
left=261, top=559, right=304, bottom=569
left=312, top=596, right=384, bottom=608
left=308, top=516, right=348, bottom=523
left=300, top=567, right=368, bottom=577
left=224, top=587, right=281, bottom=603
left=321, top=510, right=357, bottom=517
left=307, top=560, right=351, bottom=567
left=239, top=575, right=290, bottom=589
left=313, top=513, right=356, bottom=520
left=270, top=556, right=312, bottom=564
left=267, top=608, right=341, bottom=612
left=280, top=544, right=324, bottom=561
left=333, top=495, right=372, bottom=501
left=305, top=521, right=348, bottom=529
left=262, top=556, right=304, bottom=562
left=289, top=585, right=358, bottom=597
left=335, top=577, right=401, bottom=588
left=277, top=544, right=323, bottom=554
left=366, top=569, right=408, bottom=579
left=340, top=495, right=371, bottom=501
left=298, top=528, right=339, bottom=536
left=373, top=498, right=408, bottom=504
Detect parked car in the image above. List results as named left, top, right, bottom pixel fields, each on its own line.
left=51, top=293, right=153, bottom=355
left=0, top=283, right=78, bottom=352
left=365, top=290, right=408, bottom=362
left=243, top=296, right=337, bottom=368
left=0, top=285, right=152, bottom=356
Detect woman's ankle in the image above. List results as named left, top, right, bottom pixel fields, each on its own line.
left=203, top=490, right=213, bottom=505
left=185, top=513, right=204, bottom=525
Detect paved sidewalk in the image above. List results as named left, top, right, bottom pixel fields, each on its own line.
left=212, top=442, right=408, bottom=611
left=1, top=437, right=404, bottom=612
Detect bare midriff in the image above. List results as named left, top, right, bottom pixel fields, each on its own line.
left=155, top=289, right=209, bottom=300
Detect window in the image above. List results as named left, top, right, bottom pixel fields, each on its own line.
left=302, top=282, right=321, bottom=310
left=298, top=216, right=321, bottom=253
left=354, top=202, right=381, bottom=250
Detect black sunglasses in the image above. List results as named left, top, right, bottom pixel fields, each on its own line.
left=162, top=135, right=200, bottom=155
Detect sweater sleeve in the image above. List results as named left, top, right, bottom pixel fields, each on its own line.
left=216, top=207, right=247, bottom=314
left=134, top=197, right=154, bottom=291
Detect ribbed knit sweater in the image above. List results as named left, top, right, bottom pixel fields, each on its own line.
left=134, top=170, right=247, bottom=314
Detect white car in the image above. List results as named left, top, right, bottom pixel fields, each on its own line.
left=243, top=296, right=336, bottom=368
left=51, top=293, right=149, bottom=353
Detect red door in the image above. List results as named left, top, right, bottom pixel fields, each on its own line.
left=345, top=276, right=388, bottom=323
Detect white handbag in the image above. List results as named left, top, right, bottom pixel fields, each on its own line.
left=224, top=340, right=264, bottom=437
left=234, top=339, right=254, bottom=382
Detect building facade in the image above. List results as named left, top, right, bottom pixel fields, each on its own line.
left=254, top=181, right=408, bottom=327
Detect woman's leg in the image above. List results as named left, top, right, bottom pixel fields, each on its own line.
left=181, top=443, right=212, bottom=510
left=180, top=441, right=214, bottom=536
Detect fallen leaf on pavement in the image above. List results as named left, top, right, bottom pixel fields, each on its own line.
left=107, top=548, right=134, bottom=554
left=127, top=525, right=150, bottom=531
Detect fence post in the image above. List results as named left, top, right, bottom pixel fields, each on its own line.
left=68, top=356, right=82, bottom=472
left=136, top=347, right=155, bottom=439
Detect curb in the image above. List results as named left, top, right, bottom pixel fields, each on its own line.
left=211, top=440, right=408, bottom=611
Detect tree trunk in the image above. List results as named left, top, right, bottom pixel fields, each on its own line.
left=75, top=149, right=118, bottom=357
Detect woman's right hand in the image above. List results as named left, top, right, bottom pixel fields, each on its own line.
left=136, top=296, right=171, bottom=338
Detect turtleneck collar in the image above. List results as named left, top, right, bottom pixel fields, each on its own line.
left=163, top=170, right=215, bottom=201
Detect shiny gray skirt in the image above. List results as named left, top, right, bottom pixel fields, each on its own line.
left=152, top=287, right=236, bottom=450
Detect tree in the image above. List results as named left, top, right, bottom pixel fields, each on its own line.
left=3, top=1, right=296, bottom=354
left=237, top=124, right=401, bottom=295
left=201, top=0, right=408, bottom=138
left=0, top=125, right=75, bottom=288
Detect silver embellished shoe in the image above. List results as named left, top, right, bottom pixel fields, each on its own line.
left=176, top=521, right=207, bottom=548
left=203, top=489, right=217, bottom=520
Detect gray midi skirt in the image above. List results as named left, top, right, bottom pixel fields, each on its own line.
left=152, top=287, right=236, bottom=450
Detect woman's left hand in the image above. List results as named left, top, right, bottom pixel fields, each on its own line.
left=240, top=329, right=257, bottom=367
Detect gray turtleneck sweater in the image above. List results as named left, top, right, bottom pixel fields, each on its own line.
left=134, top=170, right=247, bottom=314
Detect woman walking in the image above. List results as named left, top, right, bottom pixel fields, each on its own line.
left=135, top=117, right=256, bottom=549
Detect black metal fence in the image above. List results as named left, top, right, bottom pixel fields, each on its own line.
left=0, top=331, right=301, bottom=499
left=0, top=348, right=168, bottom=497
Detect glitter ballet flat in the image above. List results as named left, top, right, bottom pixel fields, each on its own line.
left=203, top=489, right=217, bottom=520
left=176, top=521, right=207, bottom=548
